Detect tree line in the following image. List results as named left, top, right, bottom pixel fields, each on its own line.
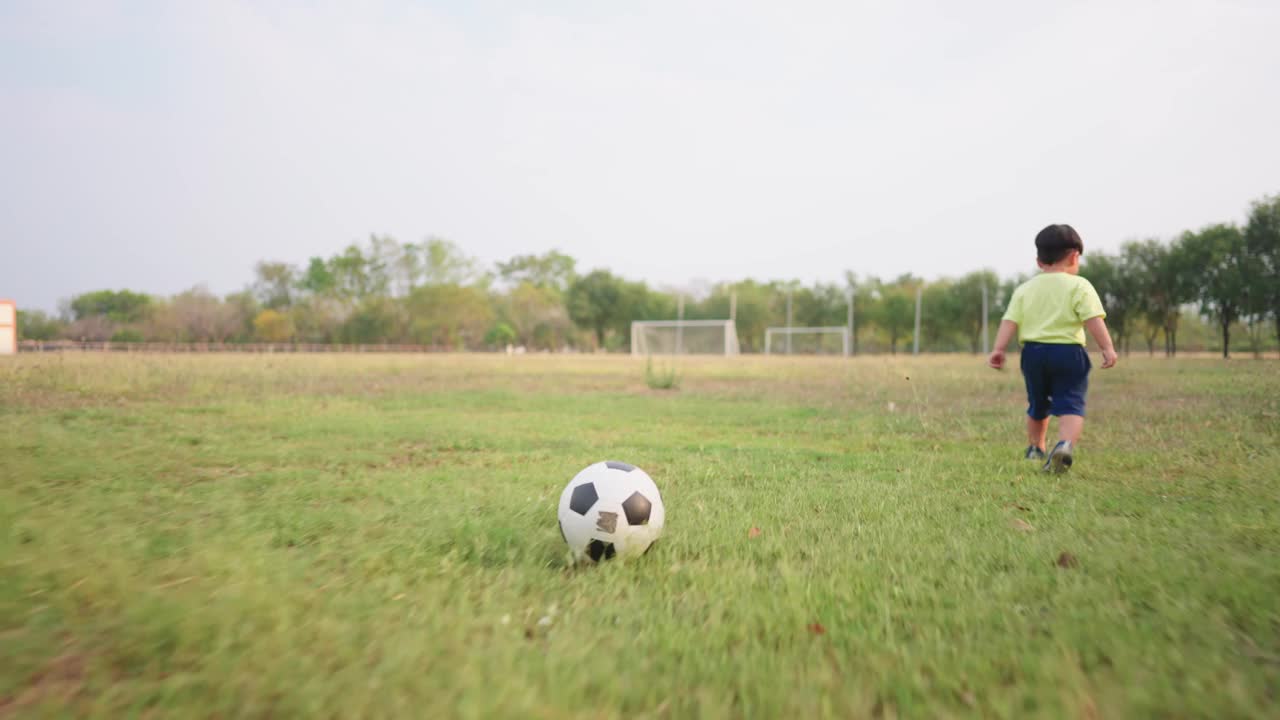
left=16, top=194, right=1280, bottom=358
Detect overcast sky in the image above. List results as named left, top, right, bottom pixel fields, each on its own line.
left=3, top=0, right=1278, bottom=312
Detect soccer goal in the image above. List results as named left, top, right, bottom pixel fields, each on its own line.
left=764, top=326, right=851, bottom=356
left=631, top=319, right=740, bottom=357
left=0, top=300, right=15, bottom=355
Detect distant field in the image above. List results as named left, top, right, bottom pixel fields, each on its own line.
left=2, top=353, right=1278, bottom=718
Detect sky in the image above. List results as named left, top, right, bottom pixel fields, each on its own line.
left=2, top=0, right=1279, bottom=312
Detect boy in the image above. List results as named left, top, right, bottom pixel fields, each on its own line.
left=988, top=224, right=1118, bottom=474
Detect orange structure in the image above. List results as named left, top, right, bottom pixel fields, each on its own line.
left=0, top=300, right=16, bottom=355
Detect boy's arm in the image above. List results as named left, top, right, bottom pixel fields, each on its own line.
left=1083, top=316, right=1118, bottom=369
left=987, top=319, right=1018, bottom=370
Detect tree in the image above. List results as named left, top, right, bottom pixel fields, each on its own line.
left=143, top=299, right=181, bottom=341
left=567, top=270, right=627, bottom=348
left=406, top=284, right=494, bottom=349
left=620, top=282, right=679, bottom=351
left=168, top=286, right=245, bottom=343
left=1081, top=253, right=1135, bottom=355
left=497, top=251, right=577, bottom=292
left=290, top=297, right=345, bottom=343
left=66, top=289, right=153, bottom=341
left=393, top=242, right=426, bottom=296
left=1183, top=224, right=1248, bottom=358
left=223, top=290, right=260, bottom=342
left=501, top=282, right=573, bottom=350
left=920, top=279, right=957, bottom=351
left=69, top=290, right=152, bottom=324
left=297, top=257, right=336, bottom=296
left=1163, top=234, right=1200, bottom=356
left=632, top=283, right=678, bottom=319
left=843, top=273, right=881, bottom=356
left=871, top=275, right=919, bottom=354
left=1240, top=248, right=1271, bottom=357
left=365, top=234, right=401, bottom=297
left=1124, top=239, right=1192, bottom=356
left=329, top=243, right=382, bottom=302
left=15, top=309, right=64, bottom=341
left=66, top=315, right=114, bottom=342
left=253, top=309, right=296, bottom=342
left=252, top=261, right=298, bottom=309
left=1119, top=242, right=1159, bottom=354
left=422, top=237, right=485, bottom=287
left=306, top=236, right=429, bottom=305
left=1244, top=194, right=1280, bottom=357
left=1125, top=240, right=1169, bottom=355
left=938, top=270, right=1002, bottom=354
left=485, top=322, right=517, bottom=348
left=340, top=297, right=405, bottom=345
left=779, top=282, right=850, bottom=351
left=699, top=280, right=774, bottom=353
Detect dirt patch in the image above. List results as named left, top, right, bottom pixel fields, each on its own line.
left=0, top=651, right=89, bottom=718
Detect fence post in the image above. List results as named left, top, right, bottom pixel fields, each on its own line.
left=786, top=289, right=793, bottom=355
left=913, top=284, right=922, bottom=356
left=847, top=288, right=854, bottom=357
left=981, top=283, right=989, bottom=355
left=676, top=295, right=684, bottom=356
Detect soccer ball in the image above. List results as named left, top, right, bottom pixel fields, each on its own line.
left=557, top=461, right=665, bottom=563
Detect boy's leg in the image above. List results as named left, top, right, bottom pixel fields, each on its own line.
left=1043, top=346, right=1090, bottom=473
left=1021, top=343, right=1051, bottom=457
left=1027, top=416, right=1049, bottom=450
left=1058, top=414, right=1083, bottom=444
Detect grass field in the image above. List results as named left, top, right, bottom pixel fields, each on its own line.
left=2, top=353, right=1278, bottom=718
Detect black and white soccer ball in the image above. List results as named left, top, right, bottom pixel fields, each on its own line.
left=557, top=461, right=665, bottom=563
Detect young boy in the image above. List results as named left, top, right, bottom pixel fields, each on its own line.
left=988, top=224, right=1118, bottom=474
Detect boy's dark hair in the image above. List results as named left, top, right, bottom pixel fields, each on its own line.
left=1035, top=224, right=1084, bottom=265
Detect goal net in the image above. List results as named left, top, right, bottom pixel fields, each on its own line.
left=631, top=320, right=740, bottom=356
left=764, top=326, right=850, bottom=356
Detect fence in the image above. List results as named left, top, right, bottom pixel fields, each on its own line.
left=17, top=340, right=480, bottom=354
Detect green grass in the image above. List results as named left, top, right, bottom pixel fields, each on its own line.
left=644, top=356, right=681, bottom=390
left=1, top=353, right=1278, bottom=718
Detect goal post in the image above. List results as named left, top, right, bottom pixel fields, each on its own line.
left=764, top=326, right=850, bottom=356
left=630, top=319, right=740, bottom=357
left=0, top=300, right=16, bottom=355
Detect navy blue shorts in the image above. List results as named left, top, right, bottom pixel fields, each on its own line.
left=1020, top=342, right=1091, bottom=419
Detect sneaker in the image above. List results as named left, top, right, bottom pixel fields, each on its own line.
left=1024, top=445, right=1046, bottom=461
left=1042, top=440, right=1074, bottom=474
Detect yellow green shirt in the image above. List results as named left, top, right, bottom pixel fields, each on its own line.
left=1002, top=272, right=1106, bottom=345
